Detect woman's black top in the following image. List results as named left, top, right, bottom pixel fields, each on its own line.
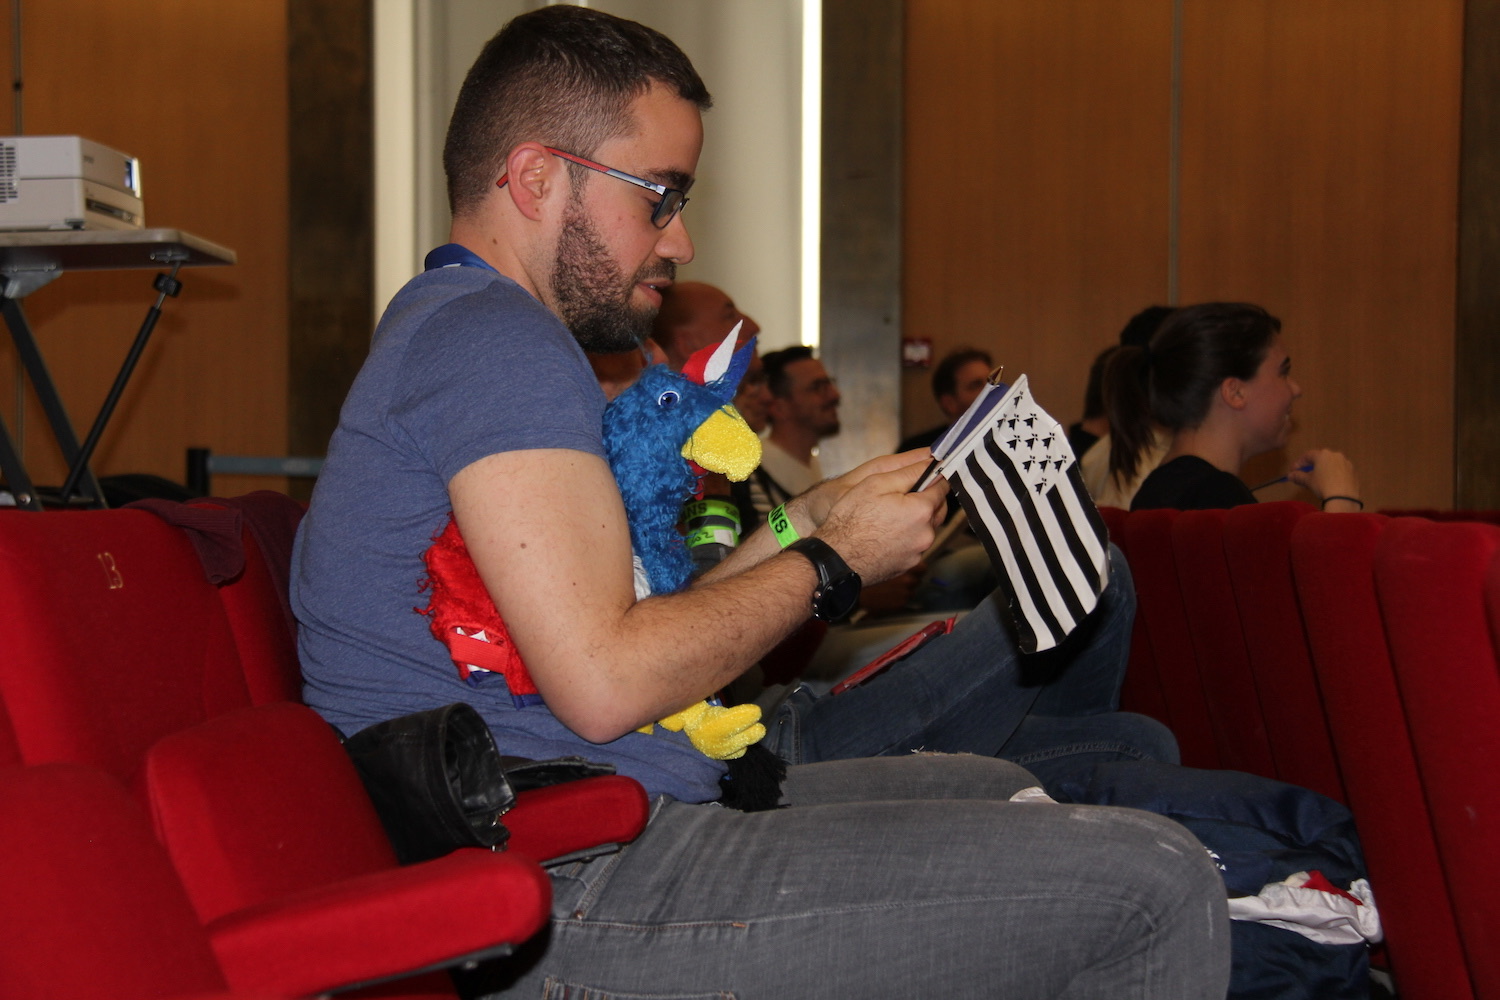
left=1130, top=455, right=1257, bottom=511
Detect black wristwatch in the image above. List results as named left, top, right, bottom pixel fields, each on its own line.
left=786, top=537, right=862, bottom=622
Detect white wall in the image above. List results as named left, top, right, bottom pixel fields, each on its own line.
left=375, top=0, right=809, bottom=352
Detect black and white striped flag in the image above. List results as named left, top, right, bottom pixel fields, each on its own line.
left=918, top=374, right=1109, bottom=653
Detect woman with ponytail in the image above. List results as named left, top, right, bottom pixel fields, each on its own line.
left=1102, top=302, right=1361, bottom=512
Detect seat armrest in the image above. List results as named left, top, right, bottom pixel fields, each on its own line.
left=504, top=775, right=650, bottom=864
left=209, top=848, right=549, bottom=997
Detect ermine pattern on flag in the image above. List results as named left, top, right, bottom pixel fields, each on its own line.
left=942, top=376, right=1109, bottom=653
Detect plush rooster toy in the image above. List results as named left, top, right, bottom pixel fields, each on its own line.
left=420, top=324, right=770, bottom=771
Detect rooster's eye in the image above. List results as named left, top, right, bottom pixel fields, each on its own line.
left=657, top=389, right=680, bottom=408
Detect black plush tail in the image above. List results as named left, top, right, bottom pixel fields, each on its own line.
left=718, top=743, right=787, bottom=811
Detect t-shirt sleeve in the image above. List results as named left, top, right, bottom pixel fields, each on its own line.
left=386, top=283, right=607, bottom=484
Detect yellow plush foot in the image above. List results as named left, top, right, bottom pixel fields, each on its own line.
left=655, top=701, right=766, bottom=760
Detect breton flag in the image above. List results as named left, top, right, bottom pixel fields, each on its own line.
left=916, top=373, right=1109, bottom=653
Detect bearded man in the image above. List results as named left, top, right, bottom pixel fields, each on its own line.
left=290, top=6, right=1228, bottom=997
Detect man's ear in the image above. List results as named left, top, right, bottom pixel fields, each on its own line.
left=766, top=394, right=790, bottom=424
left=502, top=143, right=560, bottom=222
left=937, top=392, right=961, bottom=421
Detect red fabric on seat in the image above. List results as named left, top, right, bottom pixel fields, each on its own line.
left=207, top=847, right=549, bottom=998
left=0, top=695, right=20, bottom=766
left=1122, top=508, right=1219, bottom=768
left=1223, top=501, right=1344, bottom=800
left=1293, top=513, right=1472, bottom=998
left=1375, top=518, right=1500, bottom=992
left=214, top=518, right=305, bottom=704
left=145, top=702, right=399, bottom=921
left=0, top=509, right=249, bottom=782
left=1101, top=506, right=1171, bottom=727
left=186, top=495, right=307, bottom=705
left=0, top=762, right=230, bottom=1000
left=505, top=775, right=650, bottom=863
left=1172, top=509, right=1275, bottom=778
left=147, top=702, right=552, bottom=997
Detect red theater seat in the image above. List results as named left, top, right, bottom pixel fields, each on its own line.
left=1293, top=512, right=1471, bottom=998
left=0, top=505, right=643, bottom=998
left=1171, top=508, right=1274, bottom=775
left=1222, top=501, right=1343, bottom=801
left=0, top=509, right=249, bottom=781
left=144, top=702, right=552, bottom=998
left=1101, top=506, right=1171, bottom=727
left=1375, top=518, right=1500, bottom=992
left=1122, top=508, right=1219, bottom=768
left=0, top=760, right=535, bottom=1000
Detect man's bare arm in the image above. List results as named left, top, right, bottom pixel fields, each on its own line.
left=697, top=448, right=940, bottom=585
left=450, top=447, right=941, bottom=743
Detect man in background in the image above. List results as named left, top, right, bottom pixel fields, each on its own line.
left=749, top=346, right=842, bottom=514
left=897, top=346, right=995, bottom=453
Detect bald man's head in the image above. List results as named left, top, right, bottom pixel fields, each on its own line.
left=651, top=281, right=762, bottom=370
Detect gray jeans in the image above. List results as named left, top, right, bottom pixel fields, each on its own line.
left=476, top=753, right=1230, bottom=998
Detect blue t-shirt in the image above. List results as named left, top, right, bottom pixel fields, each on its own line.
left=291, top=264, right=727, bottom=802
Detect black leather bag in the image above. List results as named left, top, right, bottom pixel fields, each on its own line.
left=342, top=702, right=616, bottom=864
left=343, top=702, right=515, bottom=864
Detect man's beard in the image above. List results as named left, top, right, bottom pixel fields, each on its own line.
left=551, top=202, right=673, bottom=353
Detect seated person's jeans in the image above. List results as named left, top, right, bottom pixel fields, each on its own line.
left=767, top=543, right=1177, bottom=790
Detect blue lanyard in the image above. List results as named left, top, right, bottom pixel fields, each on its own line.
left=424, top=243, right=498, bottom=273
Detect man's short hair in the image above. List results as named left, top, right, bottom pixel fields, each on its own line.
left=930, top=347, right=993, bottom=402
left=443, top=5, right=712, bottom=217
left=761, top=346, right=816, bottom=399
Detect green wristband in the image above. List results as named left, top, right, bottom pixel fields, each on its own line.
left=768, top=503, right=800, bottom=548
left=684, top=525, right=737, bottom=549
left=681, top=498, right=741, bottom=528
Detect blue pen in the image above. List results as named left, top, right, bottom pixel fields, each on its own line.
left=1251, top=462, right=1313, bottom=492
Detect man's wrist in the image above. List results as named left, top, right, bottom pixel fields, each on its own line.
left=768, top=503, right=801, bottom=547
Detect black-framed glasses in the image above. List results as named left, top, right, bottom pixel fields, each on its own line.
left=497, top=146, right=692, bottom=229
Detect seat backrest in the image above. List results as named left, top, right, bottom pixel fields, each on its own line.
left=145, top=701, right=399, bottom=923
left=1222, top=501, right=1344, bottom=801
left=1121, top=508, right=1219, bottom=767
left=1376, top=518, right=1500, bottom=991
left=0, top=509, right=250, bottom=783
left=0, top=762, right=229, bottom=1000
left=1171, top=508, right=1275, bottom=776
left=209, top=513, right=305, bottom=705
left=1292, top=512, right=1471, bottom=999
left=1100, top=506, right=1172, bottom=726
left=176, top=493, right=307, bottom=706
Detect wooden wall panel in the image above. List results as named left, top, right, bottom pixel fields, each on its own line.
left=1457, top=0, right=1500, bottom=508
left=1, top=0, right=288, bottom=498
left=903, top=0, right=1174, bottom=442
left=1176, top=0, right=1462, bottom=508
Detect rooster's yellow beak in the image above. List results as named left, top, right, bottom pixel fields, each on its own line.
left=681, top=405, right=762, bottom=481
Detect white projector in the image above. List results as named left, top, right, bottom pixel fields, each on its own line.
left=0, top=136, right=142, bottom=231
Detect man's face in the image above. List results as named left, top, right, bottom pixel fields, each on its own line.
left=733, top=352, right=771, bottom=434
left=772, top=357, right=841, bottom=438
left=658, top=282, right=762, bottom=370
left=548, top=84, right=702, bottom=352
left=938, top=359, right=993, bottom=422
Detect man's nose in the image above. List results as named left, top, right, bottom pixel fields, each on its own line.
left=656, top=212, right=695, bottom=265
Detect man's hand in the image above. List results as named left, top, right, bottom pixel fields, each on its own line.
left=815, top=455, right=946, bottom=585
left=786, top=448, right=935, bottom=535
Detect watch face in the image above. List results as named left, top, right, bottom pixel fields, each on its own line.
left=814, top=572, right=862, bottom=622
